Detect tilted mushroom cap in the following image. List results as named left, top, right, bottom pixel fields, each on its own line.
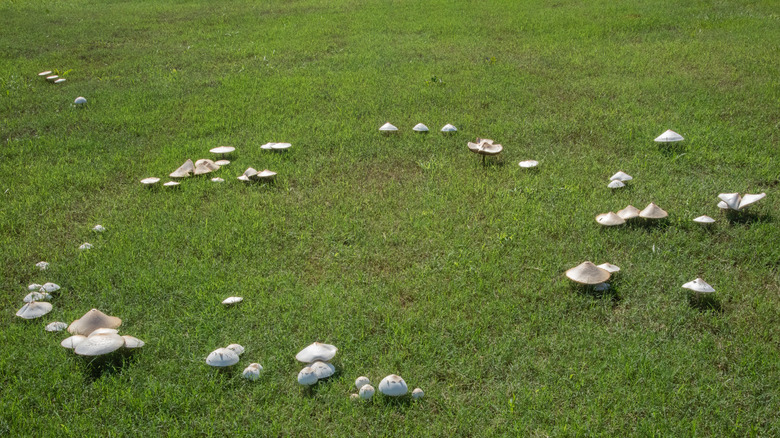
left=412, top=123, right=429, bottom=132
left=617, top=205, right=641, bottom=220
left=610, top=171, right=633, bottom=182
left=412, top=388, right=424, bottom=399
left=215, top=160, right=230, bottom=166
left=61, top=335, right=87, bottom=349
left=297, top=367, right=318, bottom=385
left=260, top=142, right=275, bottom=150
left=222, top=296, right=243, bottom=305
left=468, top=138, right=503, bottom=155
left=54, top=78, right=66, bottom=84
left=194, top=159, right=220, bottom=175
left=16, top=301, right=53, bottom=319
left=607, top=180, right=625, bottom=189
left=24, top=292, right=52, bottom=302
left=163, top=181, right=180, bottom=187
left=140, top=177, right=160, bottom=185
left=565, top=261, right=611, bottom=285
left=378, top=374, right=408, bottom=396
left=170, top=159, right=195, bottom=178
left=35, top=261, right=49, bottom=270
left=75, top=332, right=126, bottom=356
left=738, top=193, right=766, bottom=210
left=251, top=169, right=277, bottom=181
left=717, top=193, right=741, bottom=210
left=682, top=278, right=715, bottom=293
left=295, top=342, right=338, bottom=363
left=271, top=142, right=291, bottom=150
left=359, top=384, right=375, bottom=399
left=41, top=282, right=60, bottom=293
left=355, top=376, right=371, bottom=389
left=79, top=242, right=93, bottom=250
left=654, top=129, right=684, bottom=142
left=93, top=224, right=106, bottom=232
left=46, top=321, right=68, bottom=332
left=89, top=328, right=120, bottom=337
left=209, top=146, right=235, bottom=154
left=238, top=168, right=258, bottom=181
left=67, top=308, right=122, bottom=336
left=39, top=71, right=53, bottom=76
left=519, top=160, right=539, bottom=168
left=639, top=203, right=668, bottom=219
left=243, top=364, right=262, bottom=380
left=226, top=344, right=245, bottom=356
left=717, top=201, right=729, bottom=210
left=206, top=348, right=240, bottom=367
left=28, top=283, right=43, bottom=291
left=309, top=361, right=336, bottom=379
left=440, top=123, right=457, bottom=132
left=122, top=335, right=145, bottom=349
left=379, top=122, right=398, bottom=132
left=693, top=215, right=716, bottom=224
left=46, top=75, right=58, bottom=81
left=74, top=96, right=87, bottom=105
left=596, top=212, right=626, bottom=226
left=596, top=263, right=620, bottom=273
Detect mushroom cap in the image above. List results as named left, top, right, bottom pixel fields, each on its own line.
left=206, top=348, right=240, bottom=367
left=617, top=205, right=641, bottom=220
left=309, top=361, right=336, bottom=379
left=565, top=261, right=611, bottom=285
left=412, top=388, right=424, bottom=399
left=121, top=335, right=145, bottom=349
left=379, top=122, right=398, bottom=131
left=54, top=78, right=66, bottom=84
left=61, top=335, right=87, bottom=349
left=242, top=167, right=259, bottom=178
left=79, top=242, right=93, bottom=250
left=222, top=296, right=243, bottom=305
left=170, top=159, right=195, bottom=178
left=24, top=292, right=52, bottom=303
left=295, top=342, right=338, bottom=363
left=211, top=177, right=225, bottom=183
left=140, top=177, right=160, bottom=185
left=39, top=71, right=53, bottom=76
left=467, top=138, right=503, bottom=155
left=16, top=301, right=53, bottom=319
left=271, top=142, right=291, bottom=150
left=693, top=215, right=716, bottom=224
left=609, top=171, right=633, bottom=182
left=739, top=193, right=766, bottom=210
left=607, top=180, right=625, bottom=189
left=252, top=169, right=277, bottom=181
left=194, top=159, right=220, bottom=175
left=260, top=142, right=275, bottom=150
left=654, top=129, right=684, bottom=142
left=412, top=123, right=429, bottom=132
left=237, top=175, right=250, bottom=182
left=440, top=123, right=457, bottom=132
left=242, top=364, right=262, bottom=380
left=45, top=321, right=68, bottom=332
left=35, top=261, right=49, bottom=270
left=163, top=181, right=180, bottom=187
left=359, top=384, right=375, bottom=399
left=215, top=160, right=230, bottom=166
left=209, top=146, right=235, bottom=154
left=74, top=96, right=87, bottom=105
left=75, top=333, right=126, bottom=356
left=93, top=224, right=106, bottom=232
left=226, top=344, right=245, bottom=356
left=89, top=328, right=120, bottom=337
left=596, top=212, right=626, bottom=226
left=717, top=200, right=729, bottom=210
left=350, top=393, right=360, bottom=400
left=639, top=203, right=668, bottom=219
left=596, top=263, right=620, bottom=273
left=519, top=160, right=539, bottom=168
left=46, top=75, right=58, bottom=81
left=297, top=367, right=318, bottom=385
left=378, top=374, right=408, bottom=396
left=355, top=376, right=371, bottom=389
left=41, top=282, right=60, bottom=293
left=67, top=308, right=122, bottom=336
left=28, top=283, right=43, bottom=291
left=717, top=193, right=741, bottom=210
left=682, top=278, right=716, bottom=293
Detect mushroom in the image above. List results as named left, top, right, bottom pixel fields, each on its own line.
left=350, top=393, right=360, bottom=400
left=596, top=263, right=620, bottom=273
left=607, top=180, right=625, bottom=189
left=75, top=332, right=126, bottom=357
left=90, top=328, right=120, bottom=336
left=54, top=78, right=66, bottom=84
left=45, top=321, right=68, bottom=332
left=355, top=376, right=370, bottom=390
left=215, top=160, right=230, bottom=166
left=238, top=168, right=258, bottom=182
left=206, top=348, right=240, bottom=367
left=140, top=177, right=160, bottom=186
left=251, top=169, right=277, bottom=182
left=41, top=282, right=60, bottom=293
left=309, top=361, right=335, bottom=379
left=28, top=283, right=43, bottom=291
left=616, top=205, right=640, bottom=220
left=243, top=363, right=263, bottom=380
left=717, top=192, right=766, bottom=211
left=211, top=177, right=225, bottom=183
left=226, top=344, right=245, bottom=356
left=74, top=96, right=87, bottom=105
left=412, top=123, right=429, bottom=132
left=693, top=215, right=716, bottom=224
left=412, top=388, right=424, bottom=399
left=93, top=224, right=106, bottom=232
left=260, top=142, right=291, bottom=150
left=38, top=71, right=53, bottom=77
left=121, top=335, right=145, bottom=349
left=67, top=308, right=122, bottom=336
left=35, top=261, right=49, bottom=270
left=359, top=384, right=375, bottom=400
left=565, top=261, right=611, bottom=285
left=378, top=374, right=408, bottom=397
left=467, top=138, right=503, bottom=164
left=609, top=171, right=633, bottom=182
left=222, top=296, right=243, bottom=305
left=61, top=335, right=87, bottom=349
left=297, top=367, right=318, bottom=386
left=16, top=301, right=53, bottom=319
left=79, top=242, right=93, bottom=250
left=379, top=122, right=398, bottom=133
left=163, top=181, right=180, bottom=187
left=209, top=146, right=235, bottom=156
left=46, top=75, right=58, bottom=81
left=295, top=342, right=338, bottom=363
left=440, top=124, right=457, bottom=132
left=682, top=278, right=715, bottom=294
left=654, top=129, right=684, bottom=143
left=639, top=203, right=668, bottom=219
left=24, top=291, right=52, bottom=302
left=595, top=212, right=625, bottom=226
left=194, top=159, right=220, bottom=176
left=519, top=160, right=539, bottom=168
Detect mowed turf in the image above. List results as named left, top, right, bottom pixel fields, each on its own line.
left=1, top=0, right=779, bottom=435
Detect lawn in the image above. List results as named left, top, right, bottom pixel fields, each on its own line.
left=1, top=0, right=779, bottom=436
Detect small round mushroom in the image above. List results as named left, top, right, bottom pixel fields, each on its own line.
left=222, top=296, right=243, bottom=305
left=295, top=342, right=338, bottom=363
left=74, top=96, right=87, bottom=105
left=297, top=367, right=318, bottom=386
left=93, top=224, right=106, bottom=232
left=61, top=335, right=87, bottom=349
left=35, top=261, right=49, bottom=270
left=45, top=321, right=68, bottom=332
left=309, top=361, right=335, bottom=380
left=206, top=348, right=240, bottom=367
left=359, top=384, right=375, bottom=400
left=79, top=242, right=93, bottom=250
left=519, top=160, right=539, bottom=168
left=654, top=129, right=684, bottom=143
left=378, top=374, right=408, bottom=397
left=682, top=278, right=715, bottom=294
left=412, top=123, right=429, bottom=132
left=16, top=301, right=53, bottom=319
left=565, top=261, right=611, bottom=285
left=412, top=388, right=424, bottom=399
left=355, top=376, right=371, bottom=390
left=242, top=363, right=263, bottom=380
left=226, top=344, right=245, bottom=356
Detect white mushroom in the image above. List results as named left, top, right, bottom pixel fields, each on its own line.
left=209, top=146, right=235, bottom=155
left=519, top=160, right=538, bottom=168
left=41, top=282, right=60, bottom=293
left=654, top=129, right=684, bottom=142
left=295, top=342, right=338, bottom=363
left=16, top=301, right=53, bottom=319
left=140, top=177, right=161, bottom=185
left=412, top=123, right=429, bottom=132
left=596, top=263, right=620, bottom=273
left=738, top=193, right=766, bottom=210
left=718, top=193, right=741, bottom=210
left=38, top=71, right=53, bottom=77
left=24, top=291, right=52, bottom=302
left=565, top=261, right=611, bottom=285
left=74, top=96, right=87, bottom=105
left=215, top=160, right=230, bottom=166
left=718, top=192, right=766, bottom=211
left=170, top=159, right=195, bottom=178
left=379, top=122, right=398, bottom=132
left=271, top=142, right=291, bottom=150
left=45, top=321, right=68, bottom=332
left=607, top=180, right=625, bottom=189
left=359, top=384, right=375, bottom=399
left=251, top=169, right=277, bottom=181
left=467, top=138, right=503, bottom=156
left=440, top=124, right=457, bottom=132
left=639, top=203, right=668, bottom=219
left=92, top=224, right=106, bottom=232
left=121, top=335, right=145, bottom=349
left=193, top=159, right=220, bottom=176
left=226, top=344, right=245, bottom=356
left=28, top=283, right=43, bottom=291
left=163, top=181, right=180, bottom=187
left=61, top=335, right=87, bottom=349
left=297, top=367, right=318, bottom=386
left=89, top=328, right=120, bottom=336
left=693, top=215, right=716, bottom=224
left=412, top=388, right=424, bottom=399
left=682, top=278, right=715, bottom=293
left=243, top=363, right=263, bottom=380
left=75, top=332, right=126, bottom=356
left=222, top=296, right=243, bottom=305
left=378, top=374, right=408, bottom=397
left=238, top=167, right=258, bottom=181
left=54, top=78, right=66, bottom=84
left=596, top=212, right=626, bottom=226
left=355, top=376, right=371, bottom=390
left=79, top=242, right=93, bottom=250
left=68, top=308, right=122, bottom=336
left=206, top=348, right=240, bottom=367
left=46, top=75, right=58, bottom=81
left=211, top=177, right=225, bottom=183
left=309, top=361, right=335, bottom=379
left=609, top=171, right=633, bottom=182
left=35, top=261, right=49, bottom=270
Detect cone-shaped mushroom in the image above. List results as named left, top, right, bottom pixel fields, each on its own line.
left=565, top=261, right=611, bottom=285
left=194, top=159, right=220, bottom=176
left=654, top=130, right=684, bottom=142
left=639, top=203, right=668, bottom=219
left=607, top=180, right=625, bottom=189
left=297, top=367, right=318, bottom=386
left=46, top=321, right=68, bottom=332
left=206, top=348, right=240, bottom=367
left=682, top=278, right=715, bottom=293
left=378, top=374, right=408, bottom=397
left=440, top=124, right=457, bottom=132
left=413, top=123, right=429, bottom=132
left=610, top=171, right=633, bottom=182
left=122, top=335, right=145, bottom=349
left=75, top=332, right=126, bottom=356
left=67, top=309, right=122, bottom=336
left=16, top=301, right=53, bottom=319
left=617, top=205, right=640, bottom=220
left=596, top=212, right=625, bottom=226
left=693, top=215, right=716, bottom=224
left=359, top=384, right=375, bottom=399
left=295, top=342, right=338, bottom=363
left=596, top=263, right=620, bottom=273
left=379, top=122, right=398, bottom=132
left=170, top=159, right=195, bottom=178
left=309, top=361, right=336, bottom=379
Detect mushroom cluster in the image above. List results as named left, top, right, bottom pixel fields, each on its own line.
left=597, top=203, right=667, bottom=227
left=238, top=168, right=277, bottom=182
left=60, top=309, right=144, bottom=358
left=350, top=374, right=424, bottom=401
left=608, top=171, right=632, bottom=189
left=717, top=192, right=766, bottom=213
left=295, top=342, right=338, bottom=386
left=38, top=70, right=67, bottom=84
left=380, top=122, right=456, bottom=133
left=16, top=282, right=60, bottom=320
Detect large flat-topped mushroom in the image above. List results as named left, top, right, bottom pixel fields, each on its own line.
left=209, top=146, right=235, bottom=154
left=295, top=342, right=338, bottom=363
left=170, top=159, right=194, bottom=178
left=639, top=203, right=668, bottom=219
left=75, top=332, right=125, bottom=356
left=654, top=129, right=684, bottom=142
left=565, top=261, right=611, bottom=285
left=67, top=308, right=122, bottom=336
left=16, top=301, right=53, bottom=319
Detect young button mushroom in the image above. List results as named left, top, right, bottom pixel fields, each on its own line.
left=412, top=388, right=424, bottom=400
left=79, top=242, right=93, bottom=250
left=206, top=348, right=240, bottom=368
left=378, top=374, right=408, bottom=397
left=359, top=384, right=375, bottom=400
left=309, top=361, right=335, bottom=380
left=565, top=261, right=611, bottom=285
left=682, top=278, right=715, bottom=294
left=242, top=363, right=263, bottom=380
left=46, top=321, right=68, bottom=332
left=355, top=376, right=371, bottom=390
left=16, top=301, right=53, bottom=320
left=35, top=261, right=49, bottom=270
left=226, top=344, right=245, bottom=356
left=295, top=342, right=338, bottom=363
left=68, top=308, right=122, bottom=336
left=297, top=367, right=318, bottom=386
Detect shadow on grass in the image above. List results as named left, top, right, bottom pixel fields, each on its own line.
left=688, top=293, right=722, bottom=313
left=79, top=351, right=141, bottom=381
left=572, top=283, right=622, bottom=305
left=657, top=142, right=687, bottom=157
left=724, top=211, right=773, bottom=225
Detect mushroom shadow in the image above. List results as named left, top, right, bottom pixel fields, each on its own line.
left=688, top=293, right=722, bottom=313
left=79, top=352, right=140, bottom=381
left=572, top=283, right=622, bottom=305
left=724, top=211, right=773, bottom=225
left=657, top=142, right=687, bottom=157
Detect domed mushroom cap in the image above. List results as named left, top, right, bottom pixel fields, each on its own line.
left=67, top=308, right=122, bottom=336
left=596, top=212, right=625, bottom=226
left=170, top=159, right=195, bottom=178
left=89, top=328, right=120, bottom=337
left=122, top=335, right=145, bottom=349
left=359, top=384, right=375, bottom=399
left=440, top=123, right=457, bottom=132
left=654, top=129, right=684, bottom=142
left=717, top=193, right=741, bottom=210
left=16, top=301, right=53, bottom=319
left=412, top=388, right=424, bottom=399
left=738, top=193, right=766, bottom=210
left=682, top=278, right=715, bottom=293
left=242, top=363, right=262, bottom=380
left=378, top=374, right=408, bottom=397
left=209, top=146, right=235, bottom=154
left=355, top=376, right=371, bottom=389
left=295, top=342, right=338, bottom=363
left=28, top=283, right=43, bottom=291
left=309, top=361, right=336, bottom=379
left=35, top=261, right=49, bottom=270
left=565, top=261, right=611, bottom=285
left=596, top=263, right=620, bottom=273
left=79, top=242, right=93, bottom=250
left=46, top=321, right=68, bottom=332
left=194, top=159, right=220, bottom=175
left=519, top=160, right=539, bottom=168
left=41, top=283, right=60, bottom=293
left=140, top=177, right=160, bottom=185
left=379, top=122, right=398, bottom=132
left=617, top=205, right=641, bottom=220
left=297, top=367, right=318, bottom=386
left=206, top=348, right=240, bottom=367
left=61, top=335, right=87, bottom=349
left=93, top=224, right=106, bottom=232
left=24, top=291, right=52, bottom=302
left=75, top=333, right=126, bottom=356
left=693, top=215, right=716, bottom=224
left=222, top=296, right=243, bottom=305
left=639, top=203, right=668, bottom=219
left=412, top=123, right=429, bottom=132
left=211, top=177, right=225, bottom=183
left=610, top=171, right=633, bottom=182
left=74, top=96, right=87, bottom=105
left=226, top=344, right=245, bottom=356
left=607, top=180, right=625, bottom=189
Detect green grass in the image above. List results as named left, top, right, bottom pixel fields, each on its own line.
left=1, top=0, right=779, bottom=435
